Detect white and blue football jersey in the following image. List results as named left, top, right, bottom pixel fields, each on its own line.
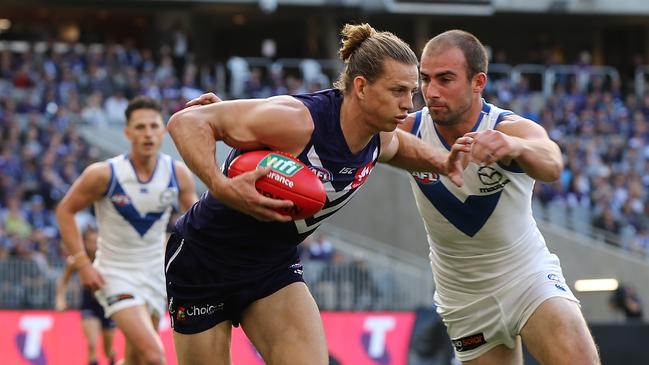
left=409, top=101, right=562, bottom=301
left=94, top=153, right=178, bottom=268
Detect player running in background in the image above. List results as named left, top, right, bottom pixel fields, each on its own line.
left=56, top=96, right=198, bottom=365
left=56, top=227, right=116, bottom=365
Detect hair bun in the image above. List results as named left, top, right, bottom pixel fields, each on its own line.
left=338, top=23, right=375, bottom=62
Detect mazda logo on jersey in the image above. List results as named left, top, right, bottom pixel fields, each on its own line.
left=478, top=166, right=511, bottom=193
left=477, top=166, right=502, bottom=185
left=411, top=171, right=440, bottom=184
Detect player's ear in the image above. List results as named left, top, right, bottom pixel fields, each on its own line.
left=473, top=72, right=487, bottom=93
left=353, top=76, right=368, bottom=100
left=123, top=125, right=132, bottom=140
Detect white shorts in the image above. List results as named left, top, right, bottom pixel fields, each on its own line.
left=436, top=269, right=579, bottom=362
left=94, top=262, right=166, bottom=319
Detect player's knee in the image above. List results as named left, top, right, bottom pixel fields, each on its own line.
left=559, top=333, right=599, bottom=365
left=135, top=341, right=165, bottom=365
left=139, top=348, right=165, bottom=365
left=86, top=342, right=97, bottom=354
left=575, top=338, right=600, bottom=364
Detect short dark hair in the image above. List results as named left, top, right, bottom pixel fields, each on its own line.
left=423, top=29, right=488, bottom=80
left=124, top=96, right=163, bottom=124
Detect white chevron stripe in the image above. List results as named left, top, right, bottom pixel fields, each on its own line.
left=293, top=145, right=378, bottom=233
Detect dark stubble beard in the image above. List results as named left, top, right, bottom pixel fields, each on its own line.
left=428, top=97, right=472, bottom=127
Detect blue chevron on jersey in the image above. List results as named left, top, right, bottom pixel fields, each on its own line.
left=110, top=181, right=165, bottom=237
left=415, top=180, right=502, bottom=237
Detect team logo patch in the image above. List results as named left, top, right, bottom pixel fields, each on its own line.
left=478, top=166, right=511, bottom=193
left=106, top=293, right=135, bottom=306
left=352, top=162, right=374, bottom=189
left=547, top=273, right=562, bottom=282
left=289, top=262, right=304, bottom=275
left=477, top=166, right=502, bottom=185
left=411, top=171, right=440, bottom=184
left=452, top=333, right=487, bottom=352
left=110, top=193, right=131, bottom=206
left=309, top=166, right=332, bottom=183
left=258, top=153, right=303, bottom=177
left=175, top=306, right=187, bottom=321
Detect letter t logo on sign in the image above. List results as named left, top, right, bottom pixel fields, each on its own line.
left=19, top=315, right=53, bottom=360
left=363, top=316, right=396, bottom=359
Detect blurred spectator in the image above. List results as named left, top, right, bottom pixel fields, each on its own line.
left=630, top=227, right=649, bottom=257
left=103, top=90, right=128, bottom=124
left=348, top=253, right=381, bottom=310
left=409, top=306, right=455, bottom=365
left=610, top=284, right=643, bottom=322
left=303, top=233, right=333, bottom=261
left=245, top=67, right=270, bottom=98
left=2, top=196, right=32, bottom=239
left=592, top=207, right=622, bottom=246
left=80, top=91, right=108, bottom=126
left=315, top=250, right=351, bottom=310
left=314, top=251, right=381, bottom=311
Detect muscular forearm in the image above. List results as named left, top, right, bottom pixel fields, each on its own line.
left=55, top=209, right=89, bottom=269
left=168, top=109, right=227, bottom=195
left=386, top=129, right=447, bottom=172
left=514, top=138, right=563, bottom=182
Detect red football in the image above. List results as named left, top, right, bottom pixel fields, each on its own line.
left=227, top=151, right=327, bottom=220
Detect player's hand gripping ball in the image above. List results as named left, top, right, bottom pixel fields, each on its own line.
left=227, top=151, right=327, bottom=220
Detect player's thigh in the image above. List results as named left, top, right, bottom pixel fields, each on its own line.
left=521, top=297, right=599, bottom=365
left=81, top=317, right=101, bottom=346
left=463, top=338, right=523, bottom=365
left=111, top=305, right=164, bottom=353
left=241, top=282, right=327, bottom=365
left=173, top=320, right=233, bottom=365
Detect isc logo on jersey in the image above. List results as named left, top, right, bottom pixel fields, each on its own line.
left=411, top=171, right=440, bottom=184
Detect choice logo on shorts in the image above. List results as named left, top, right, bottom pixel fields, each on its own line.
left=175, top=303, right=224, bottom=321
left=452, top=332, right=487, bottom=352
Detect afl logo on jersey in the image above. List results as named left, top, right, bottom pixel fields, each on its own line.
left=411, top=171, right=440, bottom=184
left=159, top=188, right=178, bottom=207
left=309, top=166, right=332, bottom=183
left=352, top=162, right=373, bottom=189
left=111, top=193, right=131, bottom=206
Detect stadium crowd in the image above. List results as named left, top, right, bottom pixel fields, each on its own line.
left=0, top=39, right=648, bottom=309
